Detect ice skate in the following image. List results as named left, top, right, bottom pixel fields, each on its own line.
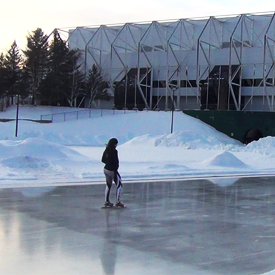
left=103, top=201, right=114, bottom=208
left=115, top=201, right=125, bottom=208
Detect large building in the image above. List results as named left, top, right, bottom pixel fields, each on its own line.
left=65, top=12, right=275, bottom=112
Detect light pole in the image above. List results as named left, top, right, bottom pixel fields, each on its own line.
left=15, top=94, right=19, bottom=137
left=170, top=86, right=178, bottom=134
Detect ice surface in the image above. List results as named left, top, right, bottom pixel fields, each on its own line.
left=0, top=177, right=275, bottom=275
left=1, top=106, right=275, bottom=274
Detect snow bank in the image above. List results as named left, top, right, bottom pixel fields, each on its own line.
left=0, top=108, right=242, bottom=147
left=0, top=138, right=87, bottom=161
left=202, top=151, right=248, bottom=168
left=245, top=136, right=275, bottom=155
left=0, top=105, right=275, bottom=184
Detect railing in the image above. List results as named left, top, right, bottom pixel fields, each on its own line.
left=40, top=108, right=140, bottom=123
left=0, top=118, right=52, bottom=123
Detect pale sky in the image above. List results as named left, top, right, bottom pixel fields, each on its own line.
left=1, top=0, right=274, bottom=53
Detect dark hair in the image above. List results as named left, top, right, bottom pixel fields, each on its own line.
left=107, top=138, right=118, bottom=148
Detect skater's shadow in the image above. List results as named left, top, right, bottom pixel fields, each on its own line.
left=100, top=209, right=122, bottom=275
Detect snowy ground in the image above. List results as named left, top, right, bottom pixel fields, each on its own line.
left=1, top=105, right=275, bottom=275
left=1, top=105, right=275, bottom=188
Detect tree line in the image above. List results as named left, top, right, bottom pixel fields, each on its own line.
left=0, top=28, right=111, bottom=110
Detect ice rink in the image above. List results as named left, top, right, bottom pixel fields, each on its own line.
left=1, top=177, right=275, bottom=275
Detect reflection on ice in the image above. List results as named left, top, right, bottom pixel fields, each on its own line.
left=100, top=209, right=121, bottom=275
left=209, top=177, right=240, bottom=187
left=17, top=186, right=56, bottom=197
left=0, top=177, right=275, bottom=275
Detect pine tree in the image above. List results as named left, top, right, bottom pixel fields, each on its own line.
left=0, top=53, right=8, bottom=110
left=4, top=41, right=22, bottom=104
left=39, top=71, right=62, bottom=105
left=39, top=29, right=68, bottom=105
left=18, top=66, right=31, bottom=104
left=23, top=28, right=49, bottom=105
left=40, top=29, right=85, bottom=107
left=48, top=29, right=69, bottom=75
left=0, top=53, right=7, bottom=98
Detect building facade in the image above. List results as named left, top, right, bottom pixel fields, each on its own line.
left=65, top=12, right=275, bottom=112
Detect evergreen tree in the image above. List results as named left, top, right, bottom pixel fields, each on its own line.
left=0, top=53, right=8, bottom=110
left=84, top=64, right=111, bottom=108
left=18, top=66, right=31, bottom=103
left=39, top=29, right=67, bottom=105
left=4, top=41, right=22, bottom=104
left=0, top=53, right=7, bottom=98
left=24, top=28, right=49, bottom=105
left=40, top=29, right=85, bottom=106
left=39, top=71, right=62, bottom=105
left=48, top=29, right=68, bottom=76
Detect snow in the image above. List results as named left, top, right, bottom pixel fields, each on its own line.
left=1, top=105, right=275, bottom=187
left=1, top=105, right=275, bottom=274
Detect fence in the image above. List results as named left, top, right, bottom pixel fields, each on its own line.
left=40, top=108, right=140, bottom=123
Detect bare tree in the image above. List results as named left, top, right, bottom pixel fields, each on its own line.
left=84, top=64, right=111, bottom=108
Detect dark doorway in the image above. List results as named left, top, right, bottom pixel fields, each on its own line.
left=244, top=128, right=263, bottom=144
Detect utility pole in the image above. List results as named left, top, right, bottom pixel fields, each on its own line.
left=170, top=86, right=178, bottom=134
left=15, top=94, right=19, bottom=137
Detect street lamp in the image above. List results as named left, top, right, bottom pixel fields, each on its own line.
left=15, top=94, right=19, bottom=137
left=170, top=85, right=178, bottom=134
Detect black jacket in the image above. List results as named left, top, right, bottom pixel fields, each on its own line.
left=101, top=147, right=119, bottom=171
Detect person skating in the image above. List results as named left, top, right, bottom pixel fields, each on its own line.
left=101, top=138, right=124, bottom=207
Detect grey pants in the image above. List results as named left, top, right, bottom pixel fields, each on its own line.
left=104, top=169, right=122, bottom=203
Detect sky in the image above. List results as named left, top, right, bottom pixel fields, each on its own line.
left=1, top=0, right=275, bottom=53
left=1, top=105, right=275, bottom=274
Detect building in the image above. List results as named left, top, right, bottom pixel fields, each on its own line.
left=64, top=12, right=275, bottom=143
left=65, top=12, right=275, bottom=112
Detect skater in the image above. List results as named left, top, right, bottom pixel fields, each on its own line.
left=101, top=138, right=124, bottom=207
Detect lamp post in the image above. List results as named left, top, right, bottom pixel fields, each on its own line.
left=170, top=86, right=178, bottom=134
left=15, top=94, right=19, bottom=137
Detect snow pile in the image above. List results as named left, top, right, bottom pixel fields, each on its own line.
left=202, top=151, right=248, bottom=168
left=121, top=129, right=241, bottom=149
left=245, top=136, right=275, bottom=155
left=0, top=105, right=275, bottom=186
left=0, top=106, right=242, bottom=147
left=0, top=138, right=88, bottom=172
left=155, top=131, right=241, bottom=149
left=0, top=138, right=85, bottom=160
left=0, top=166, right=36, bottom=180
left=2, top=156, right=51, bottom=169
left=147, top=163, right=189, bottom=171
